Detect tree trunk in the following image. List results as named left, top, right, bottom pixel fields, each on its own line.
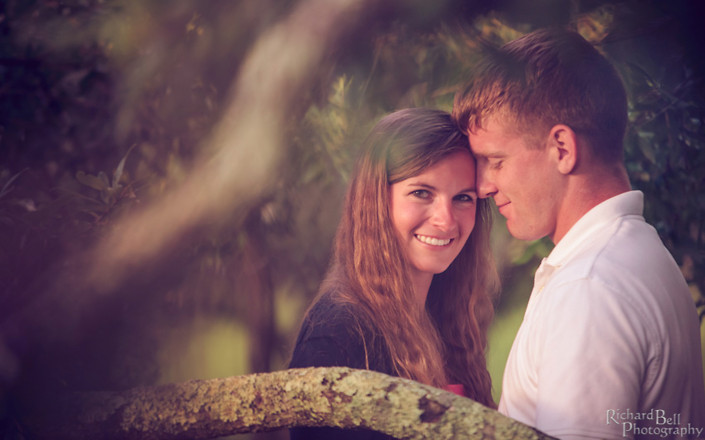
left=242, top=214, right=276, bottom=373
left=23, top=367, right=556, bottom=440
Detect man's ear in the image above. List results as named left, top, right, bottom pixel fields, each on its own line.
left=548, top=124, right=578, bottom=175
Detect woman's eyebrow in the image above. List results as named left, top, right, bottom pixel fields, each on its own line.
left=406, top=182, right=477, bottom=193
left=405, top=182, right=436, bottom=190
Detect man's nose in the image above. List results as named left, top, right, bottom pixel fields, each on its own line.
left=477, top=164, right=497, bottom=199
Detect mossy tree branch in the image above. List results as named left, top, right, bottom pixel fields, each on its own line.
left=25, top=367, right=556, bottom=440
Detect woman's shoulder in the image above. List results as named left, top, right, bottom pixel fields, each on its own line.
left=305, top=291, right=360, bottom=328
left=289, top=291, right=393, bottom=374
left=293, top=291, right=366, bottom=351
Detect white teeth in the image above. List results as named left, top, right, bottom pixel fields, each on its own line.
left=415, top=234, right=451, bottom=246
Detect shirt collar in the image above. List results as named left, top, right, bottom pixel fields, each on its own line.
left=545, top=190, right=644, bottom=268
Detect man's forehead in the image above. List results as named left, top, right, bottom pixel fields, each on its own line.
left=467, top=117, right=535, bottom=157
left=467, top=109, right=517, bottom=133
left=467, top=114, right=509, bottom=137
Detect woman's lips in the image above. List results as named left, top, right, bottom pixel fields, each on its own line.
left=415, top=234, right=452, bottom=247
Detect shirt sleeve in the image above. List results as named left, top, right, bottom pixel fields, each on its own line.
left=533, top=277, right=653, bottom=439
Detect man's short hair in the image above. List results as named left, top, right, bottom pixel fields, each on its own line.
left=452, top=27, right=628, bottom=163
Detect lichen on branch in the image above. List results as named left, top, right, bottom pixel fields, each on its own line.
left=27, top=367, right=555, bottom=440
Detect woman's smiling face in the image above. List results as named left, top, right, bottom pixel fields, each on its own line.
left=389, top=150, right=477, bottom=285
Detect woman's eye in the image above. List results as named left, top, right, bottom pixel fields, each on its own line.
left=455, top=194, right=476, bottom=203
left=411, top=189, right=431, bottom=199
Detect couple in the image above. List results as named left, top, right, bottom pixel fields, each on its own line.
left=289, top=28, right=705, bottom=439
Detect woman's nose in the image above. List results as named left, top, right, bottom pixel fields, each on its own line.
left=430, top=200, right=456, bottom=230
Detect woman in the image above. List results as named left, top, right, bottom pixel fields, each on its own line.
left=289, top=108, right=499, bottom=439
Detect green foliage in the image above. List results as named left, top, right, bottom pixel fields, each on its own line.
left=600, top=1, right=705, bottom=306
left=302, top=75, right=357, bottom=184
left=0, top=169, right=28, bottom=201
left=72, top=144, right=137, bottom=220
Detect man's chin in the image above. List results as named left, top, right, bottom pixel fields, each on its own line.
left=507, top=223, right=545, bottom=242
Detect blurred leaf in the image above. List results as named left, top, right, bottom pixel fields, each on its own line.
left=76, top=171, right=110, bottom=191
left=112, top=144, right=137, bottom=189
left=0, top=168, right=28, bottom=200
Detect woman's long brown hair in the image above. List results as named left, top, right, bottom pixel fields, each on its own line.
left=312, top=108, right=498, bottom=407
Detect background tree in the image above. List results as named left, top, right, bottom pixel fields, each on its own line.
left=0, top=0, right=703, bottom=438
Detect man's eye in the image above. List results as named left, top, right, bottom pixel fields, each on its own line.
left=490, top=159, right=503, bottom=170
left=411, top=190, right=431, bottom=199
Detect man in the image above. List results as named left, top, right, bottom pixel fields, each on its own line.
left=452, top=28, right=705, bottom=439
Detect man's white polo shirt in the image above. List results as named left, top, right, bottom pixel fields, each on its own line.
left=498, top=191, right=705, bottom=439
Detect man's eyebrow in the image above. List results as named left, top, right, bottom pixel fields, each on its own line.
left=474, top=151, right=505, bottom=159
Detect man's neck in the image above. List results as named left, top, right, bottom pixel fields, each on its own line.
left=551, top=164, right=631, bottom=244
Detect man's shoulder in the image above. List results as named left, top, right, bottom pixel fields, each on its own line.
left=540, top=216, right=694, bottom=340
left=541, top=213, right=691, bottom=325
left=556, top=212, right=676, bottom=284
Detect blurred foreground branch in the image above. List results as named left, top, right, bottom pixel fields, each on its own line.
left=1, top=0, right=385, bottom=353
left=87, top=0, right=376, bottom=292
left=25, top=367, right=555, bottom=440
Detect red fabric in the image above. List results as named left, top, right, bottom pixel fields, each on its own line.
left=444, top=384, right=466, bottom=397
